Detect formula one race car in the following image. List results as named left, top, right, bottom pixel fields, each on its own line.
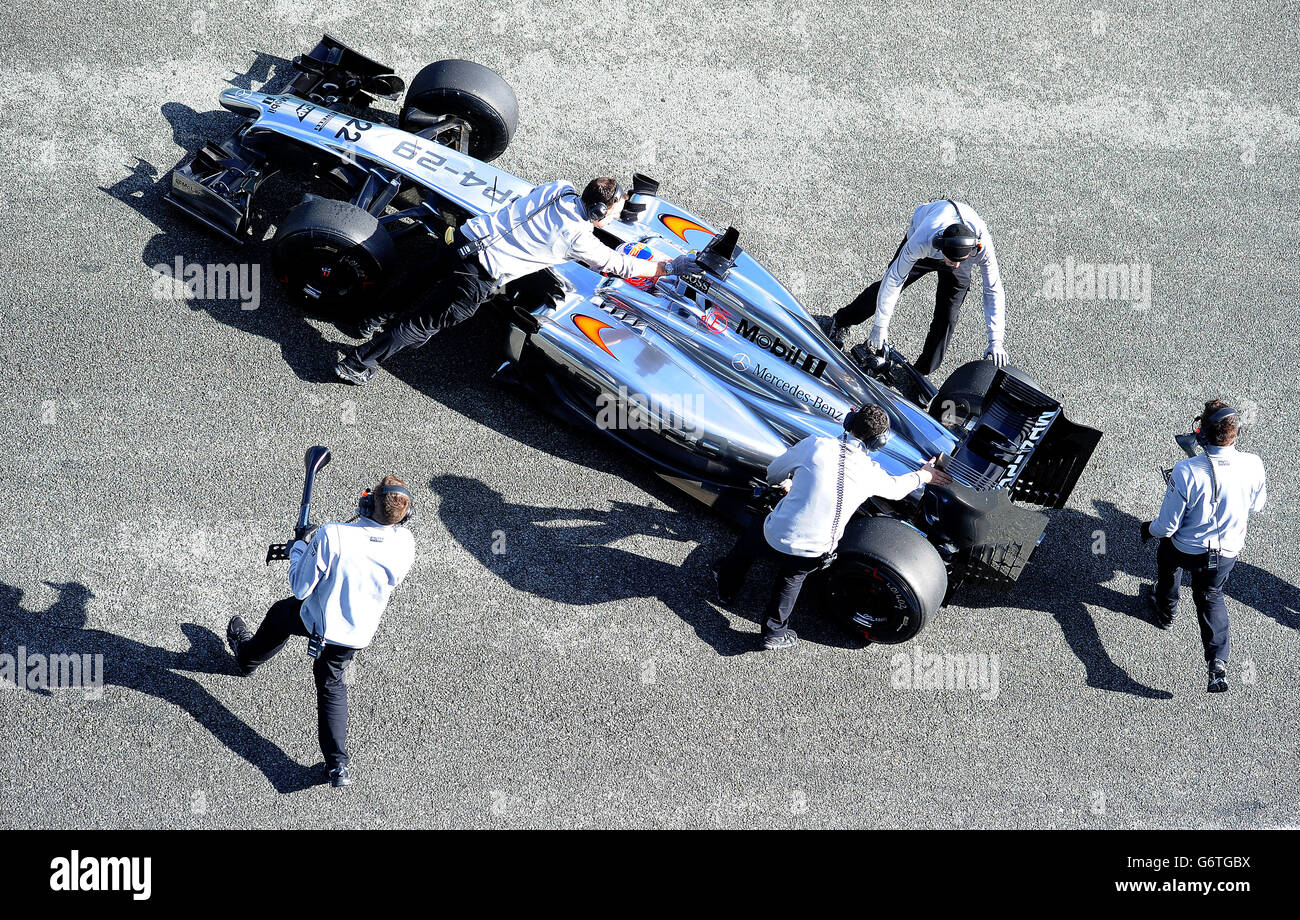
left=168, top=36, right=1102, bottom=644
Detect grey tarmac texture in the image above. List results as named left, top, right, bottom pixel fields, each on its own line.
left=0, top=1, right=1296, bottom=828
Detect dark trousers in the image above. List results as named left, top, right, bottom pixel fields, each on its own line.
left=1154, top=538, right=1235, bottom=664
left=833, top=236, right=973, bottom=375
left=715, top=515, right=825, bottom=639
left=352, top=243, right=497, bottom=371
left=237, top=597, right=358, bottom=771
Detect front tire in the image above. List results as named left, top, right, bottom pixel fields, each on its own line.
left=400, top=60, right=518, bottom=162
left=271, top=198, right=396, bottom=320
left=825, top=516, right=947, bottom=644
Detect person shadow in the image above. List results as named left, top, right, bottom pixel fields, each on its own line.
left=432, top=473, right=866, bottom=656
left=0, top=579, right=324, bottom=793
left=1224, top=551, right=1299, bottom=632
left=961, top=498, right=1296, bottom=697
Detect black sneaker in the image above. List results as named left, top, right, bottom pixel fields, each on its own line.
left=817, top=315, right=847, bottom=349
left=329, top=765, right=354, bottom=787
left=763, top=630, right=798, bottom=650
left=334, top=355, right=376, bottom=386
left=1207, top=659, right=1229, bottom=693
left=1143, top=585, right=1175, bottom=629
left=227, top=616, right=253, bottom=672
left=710, top=564, right=739, bottom=606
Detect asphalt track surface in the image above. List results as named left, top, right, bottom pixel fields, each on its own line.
left=0, top=1, right=1296, bottom=829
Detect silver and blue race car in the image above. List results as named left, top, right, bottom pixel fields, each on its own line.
left=168, top=35, right=1102, bottom=645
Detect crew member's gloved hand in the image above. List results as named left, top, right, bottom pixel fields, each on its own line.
left=984, top=342, right=1009, bottom=367
left=664, top=254, right=700, bottom=277
left=867, top=323, right=889, bottom=353
left=1140, top=521, right=1154, bottom=544
left=294, top=524, right=319, bottom=546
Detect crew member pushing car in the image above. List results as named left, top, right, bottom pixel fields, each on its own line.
left=711, top=405, right=952, bottom=650
left=335, top=177, right=693, bottom=385
left=227, top=475, right=416, bottom=786
left=1141, top=400, right=1267, bottom=693
left=820, top=199, right=1007, bottom=375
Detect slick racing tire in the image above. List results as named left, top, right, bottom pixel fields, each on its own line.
left=271, top=198, right=396, bottom=320
left=929, top=359, right=1040, bottom=429
left=400, top=60, right=518, bottom=162
left=825, top=516, right=947, bottom=645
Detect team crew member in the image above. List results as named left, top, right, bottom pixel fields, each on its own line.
left=711, top=405, right=952, bottom=649
left=227, top=475, right=416, bottom=786
left=335, top=177, right=690, bottom=385
left=1141, top=401, right=1267, bottom=693
left=820, top=199, right=1007, bottom=375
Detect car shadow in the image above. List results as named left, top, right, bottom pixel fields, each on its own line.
left=960, top=498, right=1295, bottom=698
left=960, top=500, right=1172, bottom=698
left=0, top=579, right=325, bottom=793
left=99, top=52, right=360, bottom=384
left=430, top=473, right=864, bottom=655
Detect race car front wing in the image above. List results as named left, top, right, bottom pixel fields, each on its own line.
left=166, top=34, right=403, bottom=243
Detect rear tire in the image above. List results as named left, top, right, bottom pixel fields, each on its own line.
left=929, top=359, right=1040, bottom=429
left=825, top=516, right=947, bottom=644
left=400, top=60, right=518, bottom=162
left=271, top=198, right=395, bottom=320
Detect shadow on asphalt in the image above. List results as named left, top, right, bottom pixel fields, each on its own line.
left=0, top=580, right=324, bottom=794
left=100, top=52, right=359, bottom=385
left=431, top=473, right=869, bottom=656
left=964, top=498, right=1293, bottom=698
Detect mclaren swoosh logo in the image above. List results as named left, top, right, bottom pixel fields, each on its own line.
left=573, top=314, right=617, bottom=358
left=660, top=214, right=714, bottom=242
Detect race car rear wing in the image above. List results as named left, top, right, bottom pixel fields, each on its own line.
left=946, top=369, right=1102, bottom=510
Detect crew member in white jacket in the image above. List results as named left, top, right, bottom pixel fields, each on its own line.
left=1142, top=401, right=1267, bottom=693
left=821, top=199, right=1007, bottom=375
left=336, top=177, right=694, bottom=385
left=227, top=475, right=416, bottom=786
left=711, top=405, right=952, bottom=650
